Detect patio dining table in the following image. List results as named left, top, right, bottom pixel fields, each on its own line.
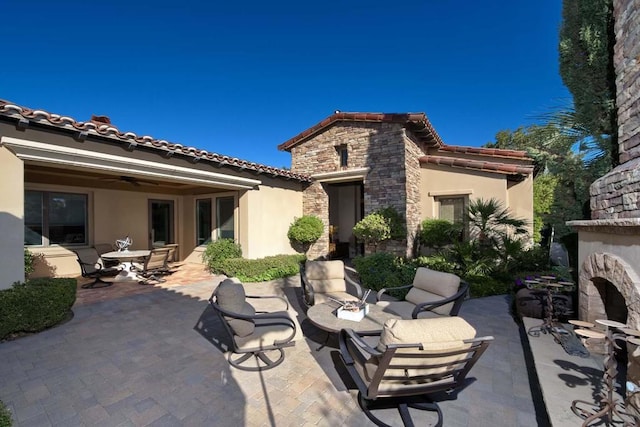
left=101, top=250, right=151, bottom=282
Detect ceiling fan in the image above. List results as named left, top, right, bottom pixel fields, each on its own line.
left=99, top=175, right=159, bottom=186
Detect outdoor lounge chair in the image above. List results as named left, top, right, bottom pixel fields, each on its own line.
left=339, top=316, right=493, bottom=426
left=376, top=267, right=468, bottom=319
left=209, top=278, right=296, bottom=371
left=94, top=242, right=119, bottom=268
left=300, top=260, right=364, bottom=306
left=130, top=247, right=171, bottom=284
left=74, top=247, right=122, bottom=289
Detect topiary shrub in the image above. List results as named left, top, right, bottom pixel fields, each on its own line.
left=0, top=278, right=77, bottom=341
left=0, top=400, right=11, bottom=427
left=287, top=215, right=323, bottom=253
left=353, top=213, right=391, bottom=252
left=216, top=254, right=306, bottom=282
left=202, top=239, right=242, bottom=273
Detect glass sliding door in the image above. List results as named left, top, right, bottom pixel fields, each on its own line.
left=216, top=196, right=235, bottom=240
left=196, top=198, right=212, bottom=246
left=149, top=200, right=174, bottom=248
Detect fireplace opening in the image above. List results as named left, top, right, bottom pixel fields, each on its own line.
left=593, top=277, right=629, bottom=325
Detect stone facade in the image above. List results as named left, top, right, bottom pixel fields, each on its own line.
left=572, top=0, right=640, bottom=416
left=290, top=122, right=421, bottom=259
left=591, top=0, right=640, bottom=219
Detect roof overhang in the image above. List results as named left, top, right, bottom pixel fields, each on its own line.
left=311, top=167, right=369, bottom=184
left=1, top=136, right=262, bottom=190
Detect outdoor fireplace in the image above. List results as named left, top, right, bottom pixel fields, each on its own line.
left=567, top=0, right=640, bottom=415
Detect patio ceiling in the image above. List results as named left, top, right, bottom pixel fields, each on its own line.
left=2, top=136, right=261, bottom=192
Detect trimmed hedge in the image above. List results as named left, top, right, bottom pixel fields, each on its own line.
left=0, top=278, right=77, bottom=341
left=216, top=254, right=306, bottom=282
left=0, top=400, right=11, bottom=427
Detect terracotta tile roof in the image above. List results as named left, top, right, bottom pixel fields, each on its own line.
left=278, top=112, right=444, bottom=151
left=0, top=99, right=311, bottom=182
left=420, top=155, right=534, bottom=176
left=437, top=145, right=530, bottom=160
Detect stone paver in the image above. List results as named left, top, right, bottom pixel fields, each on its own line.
left=1, top=276, right=544, bottom=426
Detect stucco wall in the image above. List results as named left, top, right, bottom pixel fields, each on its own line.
left=239, top=185, right=303, bottom=259
left=420, top=165, right=506, bottom=217
left=0, top=145, right=25, bottom=289
left=507, top=174, right=534, bottom=237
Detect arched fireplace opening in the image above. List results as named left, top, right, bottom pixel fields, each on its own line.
left=593, top=277, right=629, bottom=326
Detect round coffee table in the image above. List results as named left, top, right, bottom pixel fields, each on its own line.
left=307, top=302, right=401, bottom=335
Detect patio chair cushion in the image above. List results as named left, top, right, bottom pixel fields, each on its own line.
left=216, top=279, right=255, bottom=337
left=312, top=291, right=358, bottom=305
left=405, top=268, right=461, bottom=315
left=305, top=260, right=346, bottom=293
left=376, top=300, right=442, bottom=319
left=234, top=313, right=296, bottom=351
left=369, top=317, right=477, bottom=383
left=377, top=317, right=476, bottom=351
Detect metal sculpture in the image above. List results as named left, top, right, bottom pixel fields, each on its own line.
left=115, top=236, right=132, bottom=252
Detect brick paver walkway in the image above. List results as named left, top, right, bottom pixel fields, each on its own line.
left=0, top=272, right=544, bottom=426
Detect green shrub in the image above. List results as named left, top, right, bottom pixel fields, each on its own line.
left=414, top=255, right=457, bottom=274
left=419, top=219, right=462, bottom=248
left=0, top=400, right=11, bottom=427
left=375, top=206, right=406, bottom=240
left=202, top=239, right=242, bottom=272
left=465, top=275, right=511, bottom=298
left=216, top=254, right=306, bottom=282
left=287, top=215, right=323, bottom=251
left=352, top=253, right=416, bottom=299
left=24, top=249, right=35, bottom=276
left=353, top=213, right=391, bottom=250
left=0, top=278, right=77, bottom=341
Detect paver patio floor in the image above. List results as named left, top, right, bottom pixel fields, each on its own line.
left=0, top=272, right=545, bottom=426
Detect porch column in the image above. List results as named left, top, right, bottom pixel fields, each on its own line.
left=0, top=144, right=25, bottom=289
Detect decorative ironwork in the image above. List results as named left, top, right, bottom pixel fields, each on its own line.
left=526, top=276, right=575, bottom=337
left=571, top=320, right=640, bottom=426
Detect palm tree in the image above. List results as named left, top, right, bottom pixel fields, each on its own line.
left=467, top=198, right=528, bottom=251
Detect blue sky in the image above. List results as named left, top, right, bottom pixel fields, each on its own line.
left=1, top=1, right=569, bottom=168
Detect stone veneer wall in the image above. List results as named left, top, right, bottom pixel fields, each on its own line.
left=290, top=122, right=419, bottom=259
left=590, top=0, right=640, bottom=219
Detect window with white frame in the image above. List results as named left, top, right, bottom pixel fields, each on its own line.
left=25, top=190, right=88, bottom=246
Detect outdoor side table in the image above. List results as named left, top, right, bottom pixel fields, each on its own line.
left=306, top=302, right=402, bottom=349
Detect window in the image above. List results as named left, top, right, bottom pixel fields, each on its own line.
left=337, top=145, right=348, bottom=167
left=25, top=191, right=88, bottom=246
left=438, top=197, right=466, bottom=224
left=216, top=197, right=235, bottom=239
left=196, top=198, right=212, bottom=245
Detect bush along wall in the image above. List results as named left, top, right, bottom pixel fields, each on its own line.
left=0, top=278, right=77, bottom=341
left=216, top=254, right=306, bottom=282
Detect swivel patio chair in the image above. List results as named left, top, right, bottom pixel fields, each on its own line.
left=300, top=260, right=364, bottom=306
left=209, top=278, right=296, bottom=371
left=74, top=247, right=122, bottom=289
left=339, top=316, right=493, bottom=426
left=130, top=247, right=171, bottom=284
left=376, top=267, right=468, bottom=319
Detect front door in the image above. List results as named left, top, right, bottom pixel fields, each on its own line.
left=149, top=200, right=174, bottom=248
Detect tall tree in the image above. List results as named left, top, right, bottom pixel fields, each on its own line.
left=559, top=0, right=617, bottom=167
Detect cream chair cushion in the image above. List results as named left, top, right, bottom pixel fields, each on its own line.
left=305, top=260, right=347, bottom=293
left=404, top=268, right=461, bottom=315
